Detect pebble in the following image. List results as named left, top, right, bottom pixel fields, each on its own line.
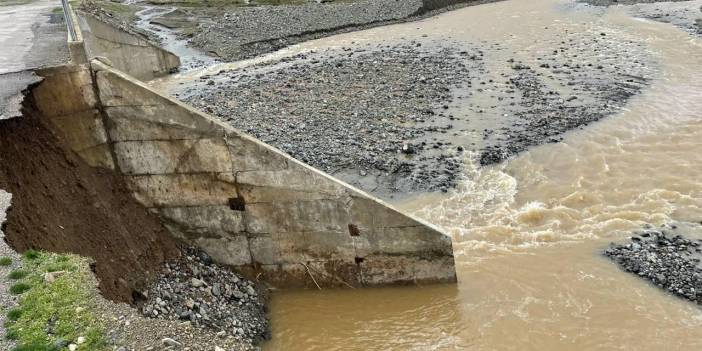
left=162, top=337, right=182, bottom=348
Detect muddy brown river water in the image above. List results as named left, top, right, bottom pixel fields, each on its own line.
left=250, top=0, right=702, bottom=350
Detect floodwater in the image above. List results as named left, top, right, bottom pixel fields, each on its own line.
left=261, top=0, right=702, bottom=350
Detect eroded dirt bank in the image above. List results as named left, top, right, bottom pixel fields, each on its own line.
left=0, top=89, right=180, bottom=303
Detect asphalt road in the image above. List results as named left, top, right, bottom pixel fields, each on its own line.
left=0, top=0, right=68, bottom=119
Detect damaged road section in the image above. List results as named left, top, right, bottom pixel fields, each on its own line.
left=0, top=82, right=180, bottom=303
left=0, top=72, right=41, bottom=120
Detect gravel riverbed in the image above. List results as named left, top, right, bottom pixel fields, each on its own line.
left=178, top=24, right=656, bottom=197
left=183, top=41, right=479, bottom=196
left=0, top=191, right=19, bottom=351
left=82, top=0, right=504, bottom=62
left=605, top=224, right=702, bottom=305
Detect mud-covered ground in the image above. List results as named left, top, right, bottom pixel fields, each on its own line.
left=179, top=25, right=656, bottom=198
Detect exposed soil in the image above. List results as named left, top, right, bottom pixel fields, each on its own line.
left=0, top=88, right=180, bottom=303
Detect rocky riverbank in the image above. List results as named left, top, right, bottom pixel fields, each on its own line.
left=604, top=224, right=702, bottom=305
left=138, top=247, right=269, bottom=345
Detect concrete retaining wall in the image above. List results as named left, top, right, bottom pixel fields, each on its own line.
left=76, top=14, right=179, bottom=81
left=29, top=59, right=457, bottom=288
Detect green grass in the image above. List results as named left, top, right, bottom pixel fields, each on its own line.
left=9, top=283, right=30, bottom=295
left=5, top=251, right=108, bottom=351
left=0, top=257, right=12, bottom=266
left=22, top=250, right=39, bottom=260
left=6, top=308, right=22, bottom=321
left=8, top=270, right=28, bottom=280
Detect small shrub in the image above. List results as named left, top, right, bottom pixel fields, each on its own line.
left=9, top=283, right=31, bottom=295
left=8, top=270, right=28, bottom=280
left=6, top=308, right=21, bottom=321
left=22, top=250, right=40, bottom=260
left=0, top=257, right=12, bottom=266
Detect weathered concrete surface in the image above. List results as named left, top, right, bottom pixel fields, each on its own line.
left=91, top=60, right=456, bottom=287
left=32, top=58, right=455, bottom=288
left=77, top=13, right=180, bottom=80
left=0, top=0, right=68, bottom=74
left=29, top=64, right=116, bottom=169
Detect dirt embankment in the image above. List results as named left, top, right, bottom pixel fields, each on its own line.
left=0, top=88, right=180, bottom=303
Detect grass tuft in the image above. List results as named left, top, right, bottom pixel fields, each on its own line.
left=0, top=256, right=12, bottom=266
left=8, top=270, right=28, bottom=280
left=9, top=283, right=31, bottom=295
left=5, top=328, right=18, bottom=340
left=22, top=250, right=40, bottom=260
left=6, top=308, right=22, bottom=321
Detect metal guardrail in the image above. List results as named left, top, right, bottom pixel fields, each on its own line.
left=61, top=0, right=78, bottom=41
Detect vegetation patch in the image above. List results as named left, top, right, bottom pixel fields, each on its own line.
left=4, top=251, right=108, bottom=351
left=8, top=270, right=28, bottom=280
left=0, top=256, right=12, bottom=266
left=9, top=283, right=30, bottom=295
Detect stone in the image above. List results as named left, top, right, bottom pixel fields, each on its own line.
left=162, top=337, right=182, bottom=348
left=190, top=278, right=205, bottom=288
left=43, top=271, right=66, bottom=283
